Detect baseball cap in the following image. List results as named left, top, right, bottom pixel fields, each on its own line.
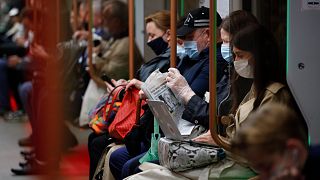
left=177, top=6, right=222, bottom=37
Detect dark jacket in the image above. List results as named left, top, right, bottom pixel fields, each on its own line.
left=136, top=48, right=170, bottom=82
left=178, top=48, right=210, bottom=98
left=180, top=44, right=230, bottom=128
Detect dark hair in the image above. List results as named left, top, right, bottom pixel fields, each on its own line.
left=232, top=24, right=285, bottom=111
left=220, top=10, right=259, bottom=39
left=103, top=0, right=128, bottom=27
left=220, top=10, right=259, bottom=114
left=20, top=8, right=33, bottom=21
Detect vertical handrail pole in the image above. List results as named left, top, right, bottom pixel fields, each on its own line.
left=209, top=0, right=231, bottom=151
left=87, top=0, right=94, bottom=79
left=73, top=0, right=78, bottom=31
left=170, top=0, right=177, bottom=67
left=128, top=0, right=135, bottom=79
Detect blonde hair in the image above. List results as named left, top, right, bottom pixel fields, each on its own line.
left=145, top=10, right=170, bottom=32
left=231, top=103, right=308, bottom=156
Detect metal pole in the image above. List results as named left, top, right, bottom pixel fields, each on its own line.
left=170, top=0, right=177, bottom=67
left=128, top=0, right=135, bottom=79
left=87, top=0, right=94, bottom=80
left=73, top=0, right=78, bottom=31
left=209, top=0, right=231, bottom=151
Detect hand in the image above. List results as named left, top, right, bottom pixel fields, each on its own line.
left=166, top=68, right=195, bottom=104
left=139, top=90, right=147, bottom=100
left=125, top=78, right=143, bottom=91
left=15, top=37, right=26, bottom=47
left=29, top=44, right=50, bottom=60
left=73, top=30, right=89, bottom=40
left=192, top=130, right=217, bottom=146
left=7, top=55, right=22, bottom=67
left=105, top=79, right=128, bottom=94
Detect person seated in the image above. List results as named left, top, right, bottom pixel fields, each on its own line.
left=126, top=24, right=308, bottom=180
left=231, top=103, right=317, bottom=180
left=108, top=7, right=223, bottom=180
left=78, top=0, right=143, bottom=127
left=88, top=9, right=171, bottom=180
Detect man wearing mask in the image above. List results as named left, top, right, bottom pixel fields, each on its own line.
left=174, top=7, right=226, bottom=98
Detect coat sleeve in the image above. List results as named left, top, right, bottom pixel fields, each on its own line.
left=188, top=59, right=210, bottom=97
left=182, top=95, right=209, bottom=129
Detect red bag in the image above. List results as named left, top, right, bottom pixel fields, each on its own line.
left=89, top=85, right=125, bottom=134
left=108, top=87, right=145, bottom=140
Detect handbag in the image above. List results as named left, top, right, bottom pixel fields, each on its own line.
left=89, top=85, right=125, bottom=134
left=158, top=137, right=226, bottom=172
left=108, top=87, right=145, bottom=140
left=139, top=117, right=160, bottom=163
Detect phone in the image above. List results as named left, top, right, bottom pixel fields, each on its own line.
left=101, top=74, right=114, bottom=87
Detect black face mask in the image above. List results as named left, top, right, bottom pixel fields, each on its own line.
left=147, top=36, right=168, bottom=56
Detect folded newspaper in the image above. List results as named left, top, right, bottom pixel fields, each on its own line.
left=141, top=69, right=195, bottom=135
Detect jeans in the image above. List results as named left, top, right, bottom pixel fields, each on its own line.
left=109, top=144, right=148, bottom=180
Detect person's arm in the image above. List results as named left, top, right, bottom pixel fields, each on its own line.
left=181, top=95, right=209, bottom=128
left=188, top=59, right=210, bottom=97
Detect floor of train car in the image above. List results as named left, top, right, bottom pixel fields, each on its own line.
left=0, top=116, right=91, bottom=179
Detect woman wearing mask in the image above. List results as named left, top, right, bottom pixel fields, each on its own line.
left=88, top=10, right=171, bottom=180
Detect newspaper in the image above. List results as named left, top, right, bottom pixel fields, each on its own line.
left=141, top=69, right=195, bottom=135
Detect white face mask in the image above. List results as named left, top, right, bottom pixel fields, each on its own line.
left=234, top=59, right=254, bottom=78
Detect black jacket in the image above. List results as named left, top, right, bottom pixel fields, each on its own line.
left=136, top=48, right=170, bottom=82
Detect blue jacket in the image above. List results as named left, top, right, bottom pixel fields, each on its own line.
left=178, top=48, right=210, bottom=98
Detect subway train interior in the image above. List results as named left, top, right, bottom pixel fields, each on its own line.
left=0, top=0, right=319, bottom=179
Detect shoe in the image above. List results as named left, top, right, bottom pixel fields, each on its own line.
left=20, top=149, right=35, bottom=157
left=19, top=158, right=35, bottom=168
left=23, top=153, right=36, bottom=161
left=11, top=160, right=49, bottom=175
left=18, top=135, right=33, bottom=147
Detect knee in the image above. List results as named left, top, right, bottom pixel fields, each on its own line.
left=109, top=150, right=118, bottom=167
left=0, top=60, right=6, bottom=68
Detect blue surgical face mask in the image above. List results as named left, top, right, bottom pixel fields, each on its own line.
left=221, top=43, right=232, bottom=63
left=184, top=41, right=199, bottom=59
left=176, top=45, right=186, bottom=60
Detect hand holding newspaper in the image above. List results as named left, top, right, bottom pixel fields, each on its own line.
left=141, top=69, right=195, bottom=135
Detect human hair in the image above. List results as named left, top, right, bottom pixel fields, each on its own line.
left=232, top=25, right=286, bottom=111
left=220, top=11, right=259, bottom=114
left=145, top=10, right=170, bottom=32
left=20, top=7, right=33, bottom=21
left=103, top=0, right=128, bottom=27
left=231, top=103, right=308, bottom=155
left=220, top=10, right=259, bottom=39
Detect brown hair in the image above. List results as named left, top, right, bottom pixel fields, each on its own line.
left=231, top=103, right=308, bottom=155
left=103, top=0, right=128, bottom=27
left=145, top=10, right=170, bottom=32
left=20, top=8, right=34, bottom=21
left=219, top=10, right=259, bottom=114
left=220, top=10, right=258, bottom=39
